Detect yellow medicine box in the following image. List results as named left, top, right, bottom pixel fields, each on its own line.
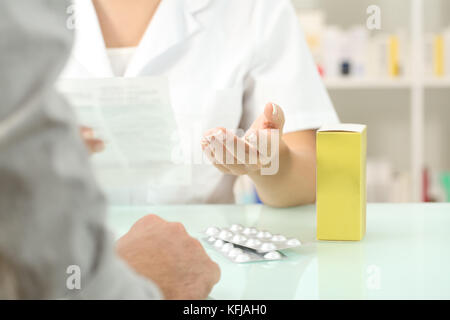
left=316, top=124, right=367, bottom=241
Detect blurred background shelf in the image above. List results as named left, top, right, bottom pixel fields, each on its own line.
left=424, top=78, right=450, bottom=88
left=324, top=78, right=413, bottom=89
left=324, top=78, right=450, bottom=89
left=291, top=0, right=450, bottom=203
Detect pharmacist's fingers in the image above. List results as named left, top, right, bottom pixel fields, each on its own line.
left=202, top=127, right=226, bottom=144
left=80, top=126, right=104, bottom=154
left=202, top=128, right=262, bottom=172
left=262, top=102, right=285, bottom=133
left=202, top=128, right=235, bottom=173
left=244, top=129, right=279, bottom=166
left=218, top=130, right=262, bottom=172
left=85, top=139, right=105, bottom=154
left=80, top=126, right=94, bottom=139
left=202, top=143, right=231, bottom=174
left=208, top=137, right=248, bottom=175
left=202, top=128, right=245, bottom=164
left=248, top=103, right=286, bottom=134
left=209, top=137, right=262, bottom=176
left=219, top=129, right=259, bottom=164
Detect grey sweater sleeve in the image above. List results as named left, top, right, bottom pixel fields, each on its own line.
left=0, top=0, right=162, bottom=299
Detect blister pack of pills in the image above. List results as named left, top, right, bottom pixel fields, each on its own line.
left=204, top=224, right=302, bottom=253
left=204, top=236, right=286, bottom=263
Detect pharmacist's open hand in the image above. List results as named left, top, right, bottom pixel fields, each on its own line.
left=201, top=103, right=285, bottom=176
left=80, top=126, right=104, bottom=154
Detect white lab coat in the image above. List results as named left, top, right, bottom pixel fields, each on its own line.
left=60, top=0, right=339, bottom=205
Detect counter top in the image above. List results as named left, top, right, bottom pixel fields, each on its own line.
left=108, top=203, right=450, bottom=299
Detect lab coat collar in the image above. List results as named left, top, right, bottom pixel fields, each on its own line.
left=187, top=0, right=211, bottom=14
left=71, top=0, right=114, bottom=78
left=71, top=0, right=211, bottom=78
left=125, top=0, right=211, bottom=76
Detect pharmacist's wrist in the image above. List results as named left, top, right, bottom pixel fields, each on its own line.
left=247, top=139, right=291, bottom=182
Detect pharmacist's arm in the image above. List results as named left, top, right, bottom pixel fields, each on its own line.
left=202, top=103, right=317, bottom=207
left=0, top=0, right=160, bottom=299
left=238, top=0, right=336, bottom=207
left=249, top=129, right=317, bottom=207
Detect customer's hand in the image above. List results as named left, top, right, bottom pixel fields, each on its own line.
left=116, top=214, right=221, bottom=300
left=79, top=126, right=104, bottom=154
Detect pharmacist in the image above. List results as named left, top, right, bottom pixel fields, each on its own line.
left=62, top=0, right=339, bottom=207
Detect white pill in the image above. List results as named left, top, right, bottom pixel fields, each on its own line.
left=264, top=251, right=282, bottom=260
left=205, top=227, right=220, bottom=236
left=232, top=234, right=247, bottom=243
left=235, top=254, right=251, bottom=263
left=272, top=235, right=287, bottom=242
left=221, top=243, right=234, bottom=253
left=230, top=224, right=243, bottom=232
left=263, top=231, right=272, bottom=238
left=242, top=227, right=252, bottom=235
left=219, top=230, right=233, bottom=240
left=249, top=228, right=258, bottom=235
left=228, top=248, right=243, bottom=258
left=256, top=231, right=266, bottom=238
left=287, top=238, right=301, bottom=246
left=245, top=239, right=261, bottom=247
left=257, top=231, right=272, bottom=238
left=260, top=242, right=276, bottom=251
left=214, top=239, right=224, bottom=248
left=207, top=236, right=216, bottom=243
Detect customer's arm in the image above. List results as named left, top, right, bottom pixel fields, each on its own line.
left=0, top=0, right=162, bottom=299
left=0, top=255, right=19, bottom=299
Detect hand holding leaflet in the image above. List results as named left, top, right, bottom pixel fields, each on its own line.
left=58, top=77, right=190, bottom=193
left=58, top=77, right=178, bottom=167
